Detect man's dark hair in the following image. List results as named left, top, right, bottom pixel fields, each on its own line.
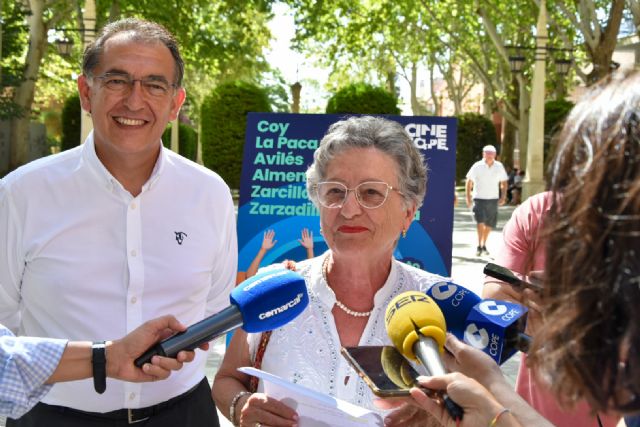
left=82, top=18, right=184, bottom=86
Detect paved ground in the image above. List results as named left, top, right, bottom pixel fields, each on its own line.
left=1, top=204, right=520, bottom=427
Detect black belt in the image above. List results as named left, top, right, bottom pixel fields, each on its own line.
left=46, top=378, right=205, bottom=424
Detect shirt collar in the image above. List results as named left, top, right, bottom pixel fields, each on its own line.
left=81, top=131, right=166, bottom=194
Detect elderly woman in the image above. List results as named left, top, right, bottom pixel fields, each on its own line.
left=213, top=116, right=446, bottom=427
left=408, top=70, right=640, bottom=427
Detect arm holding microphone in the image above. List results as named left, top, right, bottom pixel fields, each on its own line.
left=436, top=334, right=553, bottom=427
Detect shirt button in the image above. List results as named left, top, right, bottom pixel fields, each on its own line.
left=130, top=249, right=137, bottom=257
left=129, top=392, right=136, bottom=400
left=130, top=296, right=137, bottom=304
left=130, top=202, right=137, bottom=210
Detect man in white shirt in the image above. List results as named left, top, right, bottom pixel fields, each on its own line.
left=0, top=18, right=237, bottom=427
left=465, top=145, right=508, bottom=257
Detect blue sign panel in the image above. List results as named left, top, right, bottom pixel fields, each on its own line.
left=237, top=113, right=457, bottom=277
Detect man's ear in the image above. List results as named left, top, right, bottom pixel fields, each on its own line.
left=169, top=87, right=186, bottom=121
left=77, top=75, right=92, bottom=113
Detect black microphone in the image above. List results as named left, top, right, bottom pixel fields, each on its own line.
left=134, top=269, right=309, bottom=367
left=483, top=263, right=543, bottom=292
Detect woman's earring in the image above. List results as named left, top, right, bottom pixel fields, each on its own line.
left=402, top=229, right=407, bottom=238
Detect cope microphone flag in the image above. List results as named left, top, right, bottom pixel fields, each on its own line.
left=426, top=281, right=529, bottom=364
left=134, top=269, right=309, bottom=367
left=385, top=291, right=464, bottom=421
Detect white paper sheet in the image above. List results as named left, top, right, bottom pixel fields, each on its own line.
left=238, top=367, right=384, bottom=427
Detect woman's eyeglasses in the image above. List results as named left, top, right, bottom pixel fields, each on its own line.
left=314, top=181, right=403, bottom=209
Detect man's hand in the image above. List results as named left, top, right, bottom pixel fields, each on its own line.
left=106, top=315, right=205, bottom=382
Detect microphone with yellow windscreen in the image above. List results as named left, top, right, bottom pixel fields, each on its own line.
left=385, top=291, right=464, bottom=421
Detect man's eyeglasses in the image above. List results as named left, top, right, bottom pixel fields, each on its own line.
left=314, top=181, right=404, bottom=209
left=91, top=72, right=177, bottom=98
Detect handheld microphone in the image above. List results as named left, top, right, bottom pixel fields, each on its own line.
left=134, top=269, right=309, bottom=367
left=463, top=299, right=529, bottom=364
left=426, top=281, right=482, bottom=340
left=385, top=291, right=464, bottom=421
left=483, top=263, right=543, bottom=292
left=427, top=281, right=530, bottom=364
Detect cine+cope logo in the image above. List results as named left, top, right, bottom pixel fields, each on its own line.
left=464, top=323, right=489, bottom=349
left=430, top=282, right=457, bottom=300
left=478, top=300, right=508, bottom=316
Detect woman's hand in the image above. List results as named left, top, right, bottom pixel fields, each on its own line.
left=441, top=334, right=505, bottom=389
left=522, top=271, right=544, bottom=336
left=237, top=392, right=299, bottom=427
left=382, top=402, right=441, bottom=427
left=410, top=374, right=512, bottom=427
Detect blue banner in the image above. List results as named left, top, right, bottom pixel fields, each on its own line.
left=237, top=113, right=457, bottom=277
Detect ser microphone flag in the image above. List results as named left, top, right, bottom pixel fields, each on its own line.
left=385, top=291, right=464, bottom=422
left=135, top=269, right=308, bottom=367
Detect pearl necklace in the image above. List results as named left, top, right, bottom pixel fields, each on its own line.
left=322, top=255, right=373, bottom=317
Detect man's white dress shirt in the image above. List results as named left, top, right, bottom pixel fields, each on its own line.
left=0, top=132, right=237, bottom=412
left=466, top=160, right=508, bottom=200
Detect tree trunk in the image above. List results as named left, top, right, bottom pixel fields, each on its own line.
left=410, top=63, right=420, bottom=116
left=429, top=64, right=439, bottom=115
left=516, top=77, right=529, bottom=172
left=501, top=119, right=516, bottom=169
left=10, top=0, right=47, bottom=170
left=386, top=70, right=396, bottom=96
left=584, top=0, right=624, bottom=85
left=109, top=0, right=121, bottom=21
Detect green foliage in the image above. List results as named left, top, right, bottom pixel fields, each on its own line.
left=456, top=113, right=498, bottom=183
left=162, top=123, right=198, bottom=161
left=60, top=94, right=82, bottom=151
left=200, top=81, right=272, bottom=188
left=325, top=82, right=399, bottom=114
left=0, top=2, right=29, bottom=120
left=544, top=98, right=574, bottom=166
left=544, top=99, right=574, bottom=137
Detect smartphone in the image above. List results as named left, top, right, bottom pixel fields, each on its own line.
left=341, top=345, right=421, bottom=397
left=483, top=262, right=544, bottom=292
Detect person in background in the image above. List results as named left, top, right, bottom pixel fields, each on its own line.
left=213, top=116, right=445, bottom=427
left=465, top=145, right=508, bottom=257
left=0, top=18, right=237, bottom=426
left=0, top=315, right=202, bottom=419
left=416, top=70, right=640, bottom=427
left=245, top=228, right=315, bottom=278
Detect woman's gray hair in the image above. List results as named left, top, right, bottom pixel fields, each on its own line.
left=306, top=116, right=427, bottom=209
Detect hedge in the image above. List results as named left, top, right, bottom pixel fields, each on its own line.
left=162, top=122, right=198, bottom=161
left=455, top=113, right=498, bottom=183
left=200, top=81, right=271, bottom=189
left=326, top=82, right=400, bottom=114
left=60, top=94, right=82, bottom=151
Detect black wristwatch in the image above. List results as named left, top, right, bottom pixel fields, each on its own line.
left=92, top=341, right=107, bottom=394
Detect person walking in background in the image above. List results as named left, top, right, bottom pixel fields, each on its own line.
left=0, top=18, right=237, bottom=426
left=465, top=145, right=508, bottom=256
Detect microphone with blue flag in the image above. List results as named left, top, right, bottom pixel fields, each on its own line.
left=426, top=281, right=529, bottom=364
left=135, top=269, right=308, bottom=367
